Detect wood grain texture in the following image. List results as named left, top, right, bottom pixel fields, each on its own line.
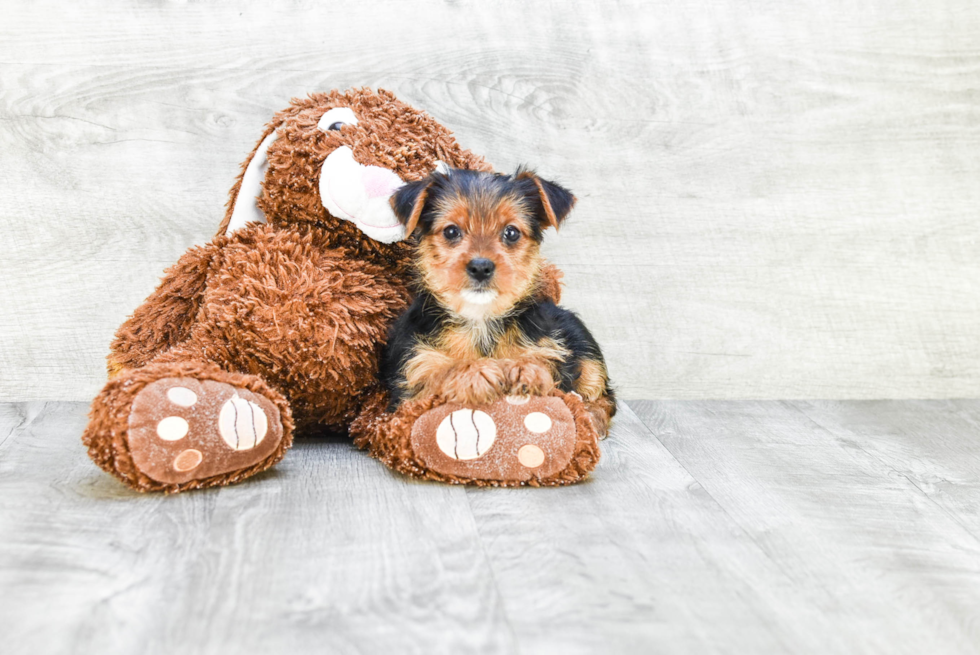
left=464, top=403, right=820, bottom=653
left=6, top=400, right=980, bottom=653
left=793, top=399, right=980, bottom=542
left=0, top=403, right=515, bottom=655
left=2, top=0, right=980, bottom=400
left=631, top=399, right=980, bottom=654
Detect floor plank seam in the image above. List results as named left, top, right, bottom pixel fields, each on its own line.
left=462, top=488, right=524, bottom=654
left=790, top=401, right=980, bottom=548
left=0, top=401, right=41, bottom=450
left=621, top=401, right=800, bottom=581
left=898, top=472, right=980, bottom=545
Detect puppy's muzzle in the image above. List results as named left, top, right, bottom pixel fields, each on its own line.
left=466, top=258, right=495, bottom=284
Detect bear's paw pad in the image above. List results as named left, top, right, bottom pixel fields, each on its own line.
left=411, top=395, right=577, bottom=483
left=127, top=378, right=283, bottom=484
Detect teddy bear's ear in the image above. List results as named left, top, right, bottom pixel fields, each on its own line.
left=218, top=122, right=282, bottom=236
left=390, top=177, right=435, bottom=238
left=516, top=168, right=576, bottom=231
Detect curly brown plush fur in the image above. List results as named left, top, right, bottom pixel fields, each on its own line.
left=350, top=388, right=601, bottom=487
left=84, top=89, right=494, bottom=492
left=85, top=360, right=294, bottom=493
left=83, top=88, right=597, bottom=493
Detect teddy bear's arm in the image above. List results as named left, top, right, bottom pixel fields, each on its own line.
left=107, top=243, right=218, bottom=376
left=536, top=263, right=564, bottom=304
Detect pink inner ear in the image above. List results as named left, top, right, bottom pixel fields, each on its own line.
left=362, top=166, right=404, bottom=199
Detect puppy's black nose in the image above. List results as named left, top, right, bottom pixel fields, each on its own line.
left=466, top=258, right=495, bottom=283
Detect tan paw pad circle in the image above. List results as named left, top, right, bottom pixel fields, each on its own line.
left=173, top=449, right=203, bottom=472
left=505, top=395, right=530, bottom=405
left=166, top=386, right=198, bottom=407
left=523, top=412, right=552, bottom=433
left=518, top=444, right=545, bottom=468
left=156, top=416, right=189, bottom=441
left=218, top=394, right=269, bottom=451
left=436, top=409, right=496, bottom=460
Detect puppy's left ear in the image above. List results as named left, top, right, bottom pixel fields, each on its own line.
left=517, top=168, right=576, bottom=230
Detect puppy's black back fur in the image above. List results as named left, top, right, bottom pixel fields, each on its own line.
left=513, top=299, right=611, bottom=397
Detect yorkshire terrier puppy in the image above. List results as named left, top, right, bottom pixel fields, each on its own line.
left=380, top=167, right=616, bottom=437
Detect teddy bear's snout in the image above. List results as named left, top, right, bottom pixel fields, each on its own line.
left=319, top=145, right=407, bottom=242
left=361, top=164, right=404, bottom=200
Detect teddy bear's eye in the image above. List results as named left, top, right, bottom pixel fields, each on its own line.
left=317, top=107, right=359, bottom=133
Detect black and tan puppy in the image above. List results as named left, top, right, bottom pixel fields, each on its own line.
left=380, top=167, right=616, bottom=436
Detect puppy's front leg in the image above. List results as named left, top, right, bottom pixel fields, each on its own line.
left=403, top=347, right=507, bottom=405
left=503, top=357, right=557, bottom=397
left=574, top=358, right=616, bottom=438
left=443, top=359, right=509, bottom=405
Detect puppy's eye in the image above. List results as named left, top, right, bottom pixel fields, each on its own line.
left=443, top=225, right=462, bottom=241
left=502, top=225, right=522, bottom=243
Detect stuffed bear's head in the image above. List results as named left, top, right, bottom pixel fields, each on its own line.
left=219, top=88, right=492, bottom=251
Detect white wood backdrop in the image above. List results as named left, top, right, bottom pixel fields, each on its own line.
left=2, top=0, right=979, bottom=401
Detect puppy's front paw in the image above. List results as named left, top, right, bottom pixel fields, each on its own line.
left=505, top=359, right=556, bottom=397
left=443, top=360, right=507, bottom=405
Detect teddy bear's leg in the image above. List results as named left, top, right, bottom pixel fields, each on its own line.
left=352, top=389, right=600, bottom=487
left=83, top=358, right=293, bottom=493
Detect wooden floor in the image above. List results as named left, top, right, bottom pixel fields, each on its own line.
left=2, top=401, right=979, bottom=654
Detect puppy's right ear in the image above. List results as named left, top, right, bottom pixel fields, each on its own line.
left=391, top=178, right=434, bottom=238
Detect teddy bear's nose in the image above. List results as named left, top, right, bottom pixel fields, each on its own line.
left=361, top=165, right=404, bottom=199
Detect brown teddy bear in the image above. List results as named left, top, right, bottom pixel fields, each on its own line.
left=82, top=88, right=601, bottom=492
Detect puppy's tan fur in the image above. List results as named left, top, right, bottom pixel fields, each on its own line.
left=385, top=168, right=615, bottom=437
left=403, top=181, right=573, bottom=404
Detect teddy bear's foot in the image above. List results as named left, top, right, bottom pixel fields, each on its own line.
left=410, top=394, right=581, bottom=484
left=126, top=378, right=285, bottom=486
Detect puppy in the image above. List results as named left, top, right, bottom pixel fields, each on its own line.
left=379, top=167, right=616, bottom=437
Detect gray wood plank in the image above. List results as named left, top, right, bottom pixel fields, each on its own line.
left=0, top=402, right=39, bottom=450
left=465, top=402, right=850, bottom=654
left=631, top=399, right=980, bottom=654
left=2, top=401, right=828, bottom=655
left=6, top=400, right=980, bottom=653
left=794, top=399, right=980, bottom=542
left=4, top=1, right=980, bottom=400
left=0, top=402, right=515, bottom=655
